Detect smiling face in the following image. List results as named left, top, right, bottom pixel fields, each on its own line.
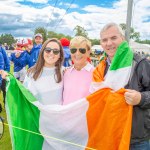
left=43, top=41, right=60, bottom=68
left=70, top=41, right=90, bottom=70
left=100, top=26, right=124, bottom=61
left=35, top=36, right=43, bottom=45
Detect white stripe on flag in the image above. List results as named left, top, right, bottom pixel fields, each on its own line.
left=90, top=66, right=132, bottom=92
left=33, top=98, right=89, bottom=150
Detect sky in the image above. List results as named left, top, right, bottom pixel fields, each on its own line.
left=0, top=0, right=150, bottom=40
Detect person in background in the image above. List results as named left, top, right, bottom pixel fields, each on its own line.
left=60, top=38, right=71, bottom=67
left=63, top=36, right=94, bottom=105
left=15, top=39, right=23, bottom=51
left=3, top=43, right=9, bottom=50
left=0, top=51, right=4, bottom=112
left=22, top=38, right=40, bottom=68
left=10, top=39, right=28, bottom=82
left=9, top=44, right=15, bottom=50
left=34, top=33, right=43, bottom=49
left=0, top=45, right=10, bottom=104
left=94, top=22, right=150, bottom=150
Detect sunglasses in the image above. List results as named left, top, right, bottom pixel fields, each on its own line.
left=70, top=48, right=86, bottom=54
left=44, top=47, right=60, bottom=55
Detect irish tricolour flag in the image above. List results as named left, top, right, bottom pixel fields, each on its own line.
left=6, top=41, right=133, bottom=150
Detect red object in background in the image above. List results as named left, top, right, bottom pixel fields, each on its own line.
left=16, top=39, right=23, bottom=47
left=16, top=47, right=22, bottom=50
left=14, top=46, right=24, bottom=53
left=60, top=38, right=70, bottom=46
left=22, top=39, right=33, bottom=47
left=87, top=57, right=91, bottom=63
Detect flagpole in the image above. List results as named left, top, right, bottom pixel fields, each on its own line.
left=125, top=0, right=134, bottom=43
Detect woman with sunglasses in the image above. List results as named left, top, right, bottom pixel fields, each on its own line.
left=1, top=37, right=93, bottom=105
left=23, top=38, right=64, bottom=105
left=63, top=36, right=94, bottom=105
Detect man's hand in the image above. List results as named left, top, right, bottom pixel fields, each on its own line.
left=124, top=89, right=141, bottom=105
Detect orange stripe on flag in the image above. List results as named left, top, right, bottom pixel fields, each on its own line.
left=86, top=89, right=132, bottom=150
left=86, top=59, right=133, bottom=150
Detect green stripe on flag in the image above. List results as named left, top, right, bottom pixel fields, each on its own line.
left=110, top=41, right=133, bottom=70
left=6, top=74, right=44, bottom=150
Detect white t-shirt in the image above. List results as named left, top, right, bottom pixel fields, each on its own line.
left=23, top=67, right=63, bottom=105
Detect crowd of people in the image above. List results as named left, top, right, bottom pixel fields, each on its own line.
left=0, top=22, right=150, bottom=150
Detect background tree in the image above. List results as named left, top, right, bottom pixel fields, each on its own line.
left=47, top=31, right=72, bottom=40
left=138, top=39, right=150, bottom=44
left=74, top=25, right=88, bottom=38
left=0, top=34, right=15, bottom=46
left=90, top=39, right=100, bottom=45
left=120, top=23, right=140, bottom=41
left=47, top=31, right=58, bottom=39
left=119, top=23, right=126, bottom=31
left=34, top=27, right=47, bottom=42
left=130, top=32, right=140, bottom=42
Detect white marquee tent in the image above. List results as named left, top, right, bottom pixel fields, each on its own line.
left=129, top=41, right=150, bottom=55
left=92, top=41, right=150, bottom=55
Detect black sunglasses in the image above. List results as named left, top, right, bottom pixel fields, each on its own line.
left=70, top=48, right=86, bottom=54
left=44, top=47, right=60, bottom=55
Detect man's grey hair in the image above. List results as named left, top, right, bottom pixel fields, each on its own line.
left=100, top=22, right=125, bottom=38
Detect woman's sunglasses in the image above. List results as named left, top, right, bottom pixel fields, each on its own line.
left=44, top=47, right=60, bottom=55
left=70, top=48, right=86, bottom=54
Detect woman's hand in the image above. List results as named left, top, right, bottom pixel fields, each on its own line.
left=0, top=70, right=8, bottom=79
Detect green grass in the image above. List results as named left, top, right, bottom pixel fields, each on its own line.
left=0, top=64, right=13, bottom=150
left=0, top=92, right=12, bottom=150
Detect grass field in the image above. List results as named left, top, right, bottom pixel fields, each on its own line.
left=0, top=65, right=13, bottom=150
left=0, top=92, right=12, bottom=150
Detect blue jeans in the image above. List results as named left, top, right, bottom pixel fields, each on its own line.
left=130, top=140, right=150, bottom=150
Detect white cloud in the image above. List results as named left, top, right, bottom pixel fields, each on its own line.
left=59, top=2, right=79, bottom=9
left=130, top=0, right=150, bottom=39
left=0, top=0, right=150, bottom=40
left=67, top=3, right=79, bottom=9
left=68, top=1, right=128, bottom=39
left=113, top=0, right=127, bottom=8
left=26, top=0, right=48, bottom=3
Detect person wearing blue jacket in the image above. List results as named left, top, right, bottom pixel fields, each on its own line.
left=22, top=38, right=41, bottom=68
left=0, top=46, right=10, bottom=72
left=60, top=38, right=71, bottom=67
left=10, top=50, right=28, bottom=82
left=0, top=51, right=4, bottom=112
left=0, top=46, right=10, bottom=104
left=0, top=51, right=4, bottom=86
left=34, top=33, right=43, bottom=48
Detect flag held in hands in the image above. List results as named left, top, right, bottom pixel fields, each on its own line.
left=6, top=41, right=133, bottom=150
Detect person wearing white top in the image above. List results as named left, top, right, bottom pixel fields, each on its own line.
left=23, top=38, right=64, bottom=105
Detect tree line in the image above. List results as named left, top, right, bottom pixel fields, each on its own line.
left=0, top=24, right=150, bottom=46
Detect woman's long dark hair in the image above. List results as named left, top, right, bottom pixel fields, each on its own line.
left=28, top=38, right=64, bottom=83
